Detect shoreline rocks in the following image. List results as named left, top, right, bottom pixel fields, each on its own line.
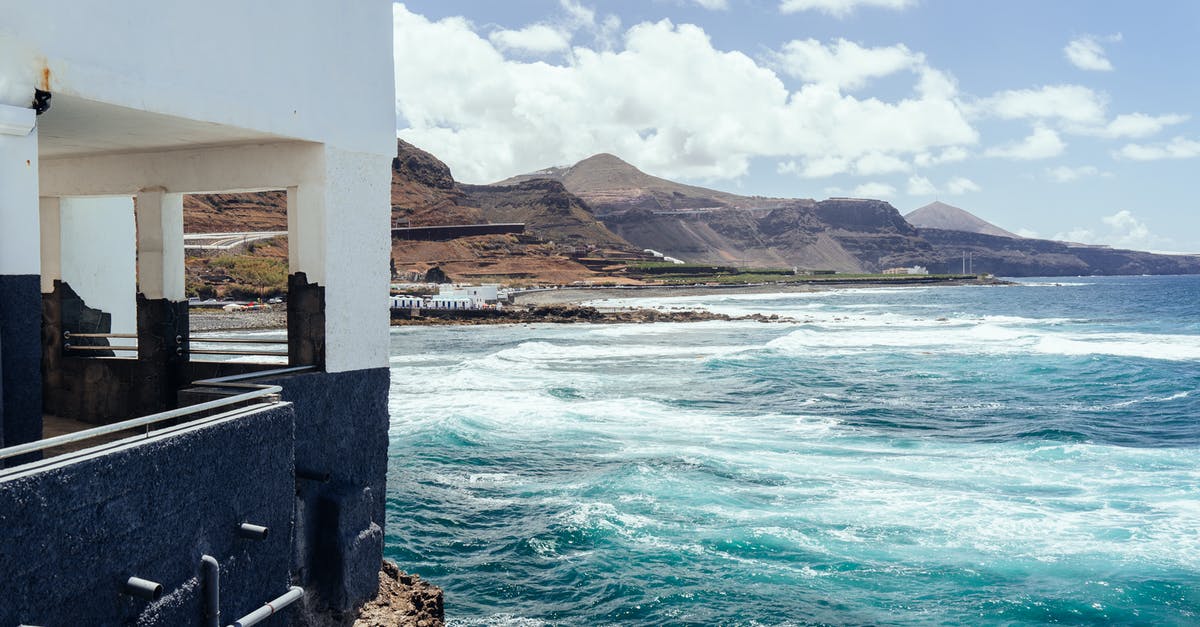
left=352, top=561, right=444, bottom=627
left=390, top=304, right=790, bottom=326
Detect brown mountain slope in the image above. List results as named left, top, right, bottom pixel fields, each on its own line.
left=501, top=154, right=925, bottom=271
left=905, top=201, right=1019, bottom=238
left=182, top=140, right=637, bottom=286
left=496, top=153, right=797, bottom=214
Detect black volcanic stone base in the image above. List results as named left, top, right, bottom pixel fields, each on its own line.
left=288, top=272, right=325, bottom=368
left=1, top=275, right=42, bottom=464
left=266, top=367, right=389, bottom=612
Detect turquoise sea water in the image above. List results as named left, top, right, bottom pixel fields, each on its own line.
left=384, top=276, right=1200, bottom=625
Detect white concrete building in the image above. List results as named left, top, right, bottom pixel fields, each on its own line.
left=1, top=0, right=396, bottom=374
left=0, top=3, right=401, bottom=622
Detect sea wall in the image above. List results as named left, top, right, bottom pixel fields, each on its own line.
left=0, top=403, right=295, bottom=626
left=267, top=367, right=390, bottom=614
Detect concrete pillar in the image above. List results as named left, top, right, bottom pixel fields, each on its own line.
left=315, top=147, right=391, bottom=374
left=134, top=189, right=185, bottom=302
left=0, top=103, right=42, bottom=457
left=59, top=196, right=138, bottom=335
left=38, top=197, right=61, bottom=294
left=286, top=184, right=327, bottom=368
left=134, top=189, right=188, bottom=411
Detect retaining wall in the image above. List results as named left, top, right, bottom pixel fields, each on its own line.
left=0, top=403, right=296, bottom=626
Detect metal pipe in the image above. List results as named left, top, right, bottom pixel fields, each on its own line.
left=237, top=522, right=269, bottom=540
left=0, top=385, right=282, bottom=461
left=124, top=576, right=163, bottom=601
left=187, top=349, right=290, bottom=357
left=227, top=586, right=303, bottom=627
left=202, top=555, right=220, bottom=627
left=64, top=345, right=138, bottom=351
left=189, top=338, right=287, bottom=344
left=191, top=365, right=313, bottom=386
left=63, top=331, right=139, bottom=339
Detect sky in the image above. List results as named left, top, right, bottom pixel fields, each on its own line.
left=393, top=1, right=1200, bottom=253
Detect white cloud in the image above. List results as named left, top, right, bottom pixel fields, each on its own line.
left=779, top=0, right=917, bottom=18
left=986, top=127, right=1066, bottom=160
left=944, top=176, right=981, bottom=194
left=854, top=152, right=910, bottom=175
left=1054, top=210, right=1165, bottom=251
left=1046, top=165, right=1101, bottom=183
left=394, top=5, right=977, bottom=183
left=1015, top=228, right=1040, bottom=238
left=1114, top=136, right=1200, bottom=161
left=906, top=175, right=937, bottom=196
left=1046, top=165, right=1096, bottom=182
left=772, top=39, right=923, bottom=91
left=852, top=181, right=897, bottom=198
left=1064, top=34, right=1118, bottom=72
left=691, top=0, right=730, bottom=9
left=489, top=24, right=571, bottom=54
left=1072, top=112, right=1189, bottom=139
left=913, top=146, right=968, bottom=167
left=977, top=84, right=1107, bottom=125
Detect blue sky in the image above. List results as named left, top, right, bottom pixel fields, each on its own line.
left=393, top=1, right=1200, bottom=253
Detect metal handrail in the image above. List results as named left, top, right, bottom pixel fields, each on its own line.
left=189, top=349, right=290, bottom=357
left=0, top=365, right=313, bottom=462
left=189, top=337, right=287, bottom=344
left=63, top=345, right=137, bottom=352
left=64, top=332, right=139, bottom=340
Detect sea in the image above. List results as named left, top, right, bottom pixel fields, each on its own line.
left=382, top=275, right=1200, bottom=626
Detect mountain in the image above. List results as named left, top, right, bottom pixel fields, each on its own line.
left=182, top=141, right=639, bottom=285
left=499, top=154, right=928, bottom=272
left=905, top=201, right=1019, bottom=238
left=501, top=153, right=1200, bottom=277
left=495, top=153, right=792, bottom=214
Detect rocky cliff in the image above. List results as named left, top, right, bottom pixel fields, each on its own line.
left=501, top=153, right=1200, bottom=277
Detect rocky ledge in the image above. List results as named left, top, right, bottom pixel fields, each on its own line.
left=391, top=304, right=791, bottom=325
left=352, top=561, right=444, bottom=627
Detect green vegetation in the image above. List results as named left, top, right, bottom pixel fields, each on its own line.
left=187, top=254, right=288, bottom=299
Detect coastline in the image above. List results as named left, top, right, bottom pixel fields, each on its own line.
left=192, top=278, right=1008, bottom=331
left=511, top=277, right=1007, bottom=306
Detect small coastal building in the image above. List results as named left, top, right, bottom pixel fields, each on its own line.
left=0, top=2, right=398, bottom=625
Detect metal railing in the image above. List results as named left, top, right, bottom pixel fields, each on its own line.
left=62, top=331, right=139, bottom=355
left=189, top=336, right=289, bottom=358
left=62, top=331, right=289, bottom=359
left=0, top=365, right=313, bottom=464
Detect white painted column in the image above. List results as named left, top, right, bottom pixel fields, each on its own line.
left=319, top=146, right=392, bottom=373
left=0, top=104, right=39, bottom=277
left=38, top=197, right=61, bottom=293
left=287, top=184, right=326, bottom=283
left=134, top=189, right=185, bottom=301
left=60, top=196, right=138, bottom=335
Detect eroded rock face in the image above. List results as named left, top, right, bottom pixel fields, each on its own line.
left=352, top=561, right=444, bottom=627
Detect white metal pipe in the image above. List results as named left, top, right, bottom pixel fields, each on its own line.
left=0, top=385, right=281, bottom=461
left=202, top=555, right=220, bottom=627
left=227, top=586, right=303, bottom=627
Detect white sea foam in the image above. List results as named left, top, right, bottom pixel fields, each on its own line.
left=768, top=322, right=1200, bottom=361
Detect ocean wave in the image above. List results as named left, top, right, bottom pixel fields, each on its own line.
left=768, top=324, right=1200, bottom=361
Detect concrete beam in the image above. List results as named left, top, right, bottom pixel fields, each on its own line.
left=39, top=141, right=322, bottom=197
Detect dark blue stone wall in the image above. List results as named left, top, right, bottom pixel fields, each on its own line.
left=0, top=403, right=296, bottom=626
left=0, top=275, right=42, bottom=461
left=268, top=367, right=389, bottom=613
